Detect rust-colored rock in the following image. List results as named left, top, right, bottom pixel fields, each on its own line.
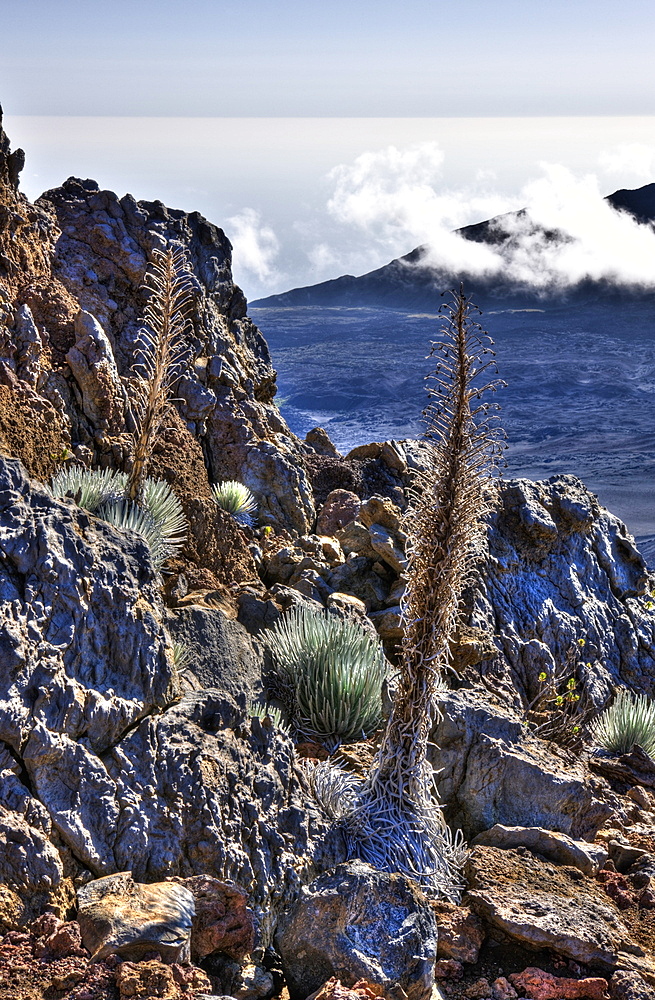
left=597, top=869, right=639, bottom=910
left=434, top=959, right=464, bottom=980
left=316, top=489, right=361, bottom=535
left=306, top=979, right=385, bottom=1000
left=509, top=967, right=609, bottom=999
left=174, top=874, right=254, bottom=961
left=33, top=917, right=87, bottom=959
left=358, top=495, right=402, bottom=532
left=368, top=605, right=403, bottom=640
left=0, top=370, right=69, bottom=482
left=305, top=426, right=341, bottom=457
left=431, top=900, right=485, bottom=963
left=0, top=922, right=116, bottom=1000
left=0, top=885, right=24, bottom=932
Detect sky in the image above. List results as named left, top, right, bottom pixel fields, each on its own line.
left=10, top=113, right=655, bottom=300
left=3, top=2, right=655, bottom=299
left=2, top=0, right=655, bottom=117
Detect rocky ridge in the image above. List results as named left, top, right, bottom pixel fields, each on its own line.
left=0, top=111, right=655, bottom=999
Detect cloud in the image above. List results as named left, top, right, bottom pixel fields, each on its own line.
left=599, top=143, right=655, bottom=182
left=504, top=166, right=655, bottom=288
left=307, top=242, right=342, bottom=272
left=327, top=143, right=511, bottom=263
left=322, top=142, right=655, bottom=291
left=226, top=208, right=281, bottom=285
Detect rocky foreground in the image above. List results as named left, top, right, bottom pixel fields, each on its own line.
left=0, top=109, right=655, bottom=1000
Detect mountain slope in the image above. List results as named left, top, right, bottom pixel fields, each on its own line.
left=253, top=183, right=655, bottom=309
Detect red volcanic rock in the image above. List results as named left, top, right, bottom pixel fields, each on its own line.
left=434, top=959, right=464, bottom=980
left=31, top=912, right=60, bottom=939
left=316, top=490, right=361, bottom=536
left=464, top=978, right=492, bottom=999
left=306, top=978, right=385, bottom=1000
left=509, top=966, right=609, bottom=999
left=597, top=870, right=637, bottom=910
left=176, top=874, right=254, bottom=962
left=35, top=918, right=87, bottom=959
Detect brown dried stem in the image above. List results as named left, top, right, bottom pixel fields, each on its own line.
left=344, top=286, right=504, bottom=899
left=126, top=245, right=194, bottom=502
left=377, top=286, right=504, bottom=789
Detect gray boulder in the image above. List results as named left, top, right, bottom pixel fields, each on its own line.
left=98, top=693, right=340, bottom=932
left=35, top=172, right=315, bottom=533
left=431, top=690, right=614, bottom=839
left=316, top=489, right=361, bottom=536
left=0, top=745, right=65, bottom=923
left=275, top=860, right=438, bottom=1000
left=610, top=970, right=653, bottom=999
left=328, top=556, right=389, bottom=611
left=166, top=604, right=263, bottom=707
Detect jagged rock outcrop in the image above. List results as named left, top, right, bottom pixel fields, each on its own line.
left=0, top=109, right=316, bottom=550
left=462, top=475, right=655, bottom=708
left=0, top=452, right=339, bottom=935
left=2, top=107, right=655, bottom=993
left=0, top=456, right=175, bottom=756
left=423, top=474, right=655, bottom=839
left=0, top=452, right=175, bottom=901
left=36, top=175, right=315, bottom=532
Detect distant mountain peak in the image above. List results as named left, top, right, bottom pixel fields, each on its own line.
left=252, top=182, right=655, bottom=310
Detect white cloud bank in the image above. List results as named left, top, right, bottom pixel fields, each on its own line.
left=226, top=208, right=281, bottom=286
left=323, top=143, right=655, bottom=291
left=598, top=143, right=655, bottom=182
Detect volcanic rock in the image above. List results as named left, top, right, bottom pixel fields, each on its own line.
left=463, top=475, right=655, bottom=709
left=305, top=426, right=341, bottom=457
left=316, top=489, right=361, bottom=535
left=306, top=980, right=385, bottom=1000
left=471, top=825, right=609, bottom=875
left=464, top=846, right=655, bottom=979
left=77, top=872, right=195, bottom=962
left=172, top=875, right=254, bottom=962
left=508, top=967, right=609, bottom=999
left=275, top=860, right=438, bottom=1000
left=609, top=970, right=652, bottom=998
left=165, top=604, right=263, bottom=709
left=431, top=690, right=614, bottom=839
left=431, top=900, right=486, bottom=964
